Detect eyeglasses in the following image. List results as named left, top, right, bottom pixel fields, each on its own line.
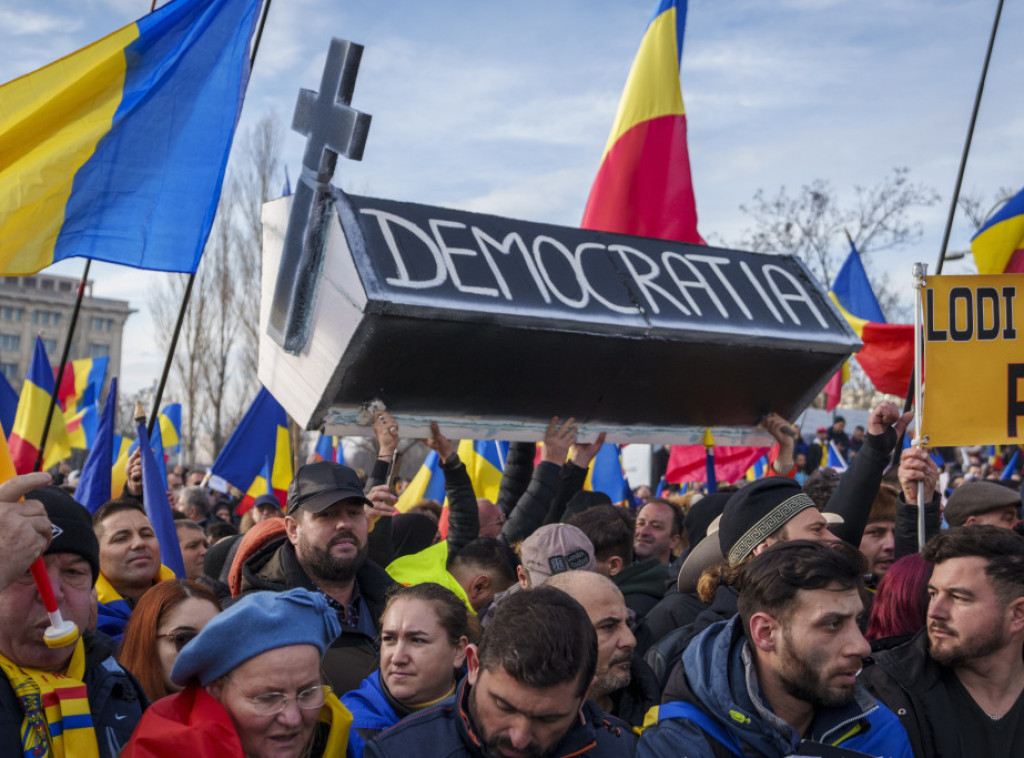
left=156, top=629, right=200, bottom=652
left=239, top=684, right=329, bottom=716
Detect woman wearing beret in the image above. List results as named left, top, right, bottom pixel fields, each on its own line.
left=341, top=583, right=476, bottom=756
left=122, top=587, right=355, bottom=758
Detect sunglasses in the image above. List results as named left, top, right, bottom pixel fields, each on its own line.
left=156, top=629, right=200, bottom=652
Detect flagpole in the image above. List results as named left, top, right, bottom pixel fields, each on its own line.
left=145, top=0, right=274, bottom=436
left=934, top=0, right=1004, bottom=274
left=33, top=260, right=91, bottom=473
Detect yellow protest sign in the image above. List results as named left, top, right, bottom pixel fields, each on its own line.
left=921, top=274, right=1024, bottom=446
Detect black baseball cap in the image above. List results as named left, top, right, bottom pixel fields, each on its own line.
left=287, top=461, right=372, bottom=515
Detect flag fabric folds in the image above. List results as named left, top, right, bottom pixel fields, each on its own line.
left=210, top=387, right=292, bottom=513
left=0, top=0, right=263, bottom=275
left=55, top=357, right=108, bottom=414
left=584, top=444, right=631, bottom=502
left=831, top=241, right=886, bottom=323
left=159, top=404, right=182, bottom=454
left=829, top=242, right=913, bottom=397
left=0, top=370, right=18, bottom=439
left=137, top=420, right=185, bottom=578
left=459, top=440, right=506, bottom=504
left=66, top=404, right=99, bottom=450
left=77, top=377, right=117, bottom=513
left=0, top=419, right=16, bottom=483
left=395, top=450, right=447, bottom=513
left=110, top=434, right=132, bottom=497
left=666, top=445, right=769, bottom=486
left=238, top=424, right=293, bottom=513
left=313, top=433, right=344, bottom=464
left=972, top=187, right=1024, bottom=274
left=581, top=0, right=702, bottom=243
left=9, top=337, right=69, bottom=473
left=827, top=441, right=849, bottom=471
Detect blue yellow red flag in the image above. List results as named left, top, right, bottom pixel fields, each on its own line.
left=8, top=337, right=69, bottom=473
left=395, top=450, right=447, bottom=513
left=971, top=187, right=1024, bottom=274
left=583, top=444, right=631, bottom=502
left=55, top=357, right=108, bottom=414
left=137, top=420, right=185, bottom=577
left=581, top=0, right=701, bottom=244
left=0, top=0, right=262, bottom=275
left=0, top=370, right=17, bottom=437
left=159, top=404, right=182, bottom=453
left=78, top=377, right=117, bottom=513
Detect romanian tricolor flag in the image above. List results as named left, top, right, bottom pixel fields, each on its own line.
left=8, top=337, right=70, bottom=474
left=0, top=0, right=262, bottom=275
left=210, top=387, right=292, bottom=513
left=110, top=434, right=133, bottom=497
left=829, top=241, right=913, bottom=397
left=55, top=357, right=108, bottom=414
left=459, top=440, right=505, bottom=503
left=239, top=426, right=293, bottom=513
left=581, top=0, right=702, bottom=243
left=583, top=443, right=631, bottom=503
left=313, top=433, right=344, bottom=464
left=971, top=187, right=1024, bottom=274
left=395, top=450, right=446, bottom=513
left=77, top=377, right=117, bottom=513
left=159, top=404, right=182, bottom=454
left=666, top=444, right=770, bottom=486
left=66, top=404, right=99, bottom=450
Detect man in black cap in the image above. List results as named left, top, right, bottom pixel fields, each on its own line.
left=0, top=474, right=146, bottom=758
left=239, top=460, right=398, bottom=693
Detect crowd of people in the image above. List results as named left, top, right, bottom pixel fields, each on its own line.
left=2, top=400, right=1024, bottom=757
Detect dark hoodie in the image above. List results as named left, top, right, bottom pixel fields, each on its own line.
left=637, top=616, right=913, bottom=758
left=239, top=536, right=396, bottom=694
left=613, top=557, right=668, bottom=621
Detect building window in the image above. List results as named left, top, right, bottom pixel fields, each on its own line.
left=42, top=338, right=58, bottom=356
left=1, top=307, right=22, bottom=322
left=59, top=281, right=72, bottom=292
left=41, top=279, right=54, bottom=291
left=0, top=363, right=17, bottom=382
left=90, top=317, right=113, bottom=333
left=33, top=310, right=61, bottom=326
left=88, top=343, right=110, bottom=358
left=0, top=334, right=20, bottom=351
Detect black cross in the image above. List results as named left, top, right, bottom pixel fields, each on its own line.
left=293, top=38, right=371, bottom=175
left=268, top=38, right=372, bottom=353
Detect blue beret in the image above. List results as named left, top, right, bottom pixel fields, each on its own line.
left=171, top=588, right=342, bottom=687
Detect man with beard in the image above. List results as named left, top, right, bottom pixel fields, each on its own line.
left=366, top=586, right=635, bottom=758
left=546, top=571, right=660, bottom=727
left=240, top=460, right=397, bottom=693
left=861, top=526, right=1024, bottom=758
left=639, top=541, right=912, bottom=758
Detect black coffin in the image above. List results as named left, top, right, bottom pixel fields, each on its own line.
left=258, top=189, right=860, bottom=442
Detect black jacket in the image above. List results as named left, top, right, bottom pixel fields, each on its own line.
left=859, top=630, right=944, bottom=758
left=894, top=495, right=942, bottom=559
left=439, top=454, right=482, bottom=555
left=608, top=653, right=662, bottom=728
left=365, top=677, right=637, bottom=758
left=239, top=536, right=397, bottom=694
left=824, top=425, right=896, bottom=547
left=0, top=630, right=148, bottom=758
left=656, top=585, right=739, bottom=700
left=500, top=461, right=562, bottom=545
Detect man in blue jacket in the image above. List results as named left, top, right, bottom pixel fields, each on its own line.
left=639, top=541, right=912, bottom=758
left=367, top=585, right=636, bottom=757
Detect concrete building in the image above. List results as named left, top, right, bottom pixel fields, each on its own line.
left=0, top=274, right=132, bottom=393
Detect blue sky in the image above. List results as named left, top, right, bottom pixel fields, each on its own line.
left=1, top=0, right=1021, bottom=392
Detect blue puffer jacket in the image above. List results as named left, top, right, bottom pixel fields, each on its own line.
left=341, top=671, right=400, bottom=757
left=637, top=616, right=913, bottom=758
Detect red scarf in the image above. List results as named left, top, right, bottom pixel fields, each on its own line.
left=120, top=685, right=243, bottom=758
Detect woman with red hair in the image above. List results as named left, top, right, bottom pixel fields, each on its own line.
left=118, top=579, right=221, bottom=701
left=865, top=553, right=933, bottom=648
